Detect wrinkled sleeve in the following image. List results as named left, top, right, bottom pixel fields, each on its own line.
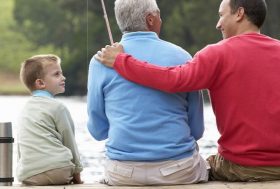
left=87, top=58, right=109, bottom=141
left=114, top=45, right=221, bottom=92
left=186, top=90, right=205, bottom=140
left=56, top=106, right=83, bottom=173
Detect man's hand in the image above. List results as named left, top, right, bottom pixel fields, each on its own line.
left=94, top=42, right=124, bottom=68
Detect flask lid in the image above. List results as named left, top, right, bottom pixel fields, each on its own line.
left=0, top=122, right=12, bottom=138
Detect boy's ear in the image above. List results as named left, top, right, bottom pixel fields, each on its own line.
left=34, top=79, right=45, bottom=89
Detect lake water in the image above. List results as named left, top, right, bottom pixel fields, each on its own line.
left=0, top=95, right=219, bottom=184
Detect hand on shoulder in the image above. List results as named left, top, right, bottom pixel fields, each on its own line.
left=94, top=42, right=124, bottom=68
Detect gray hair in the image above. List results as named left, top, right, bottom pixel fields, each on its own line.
left=114, top=0, right=159, bottom=33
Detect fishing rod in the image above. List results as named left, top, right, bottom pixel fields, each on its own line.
left=100, top=0, right=114, bottom=45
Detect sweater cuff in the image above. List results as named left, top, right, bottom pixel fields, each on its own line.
left=114, top=53, right=129, bottom=69
left=74, top=165, right=83, bottom=174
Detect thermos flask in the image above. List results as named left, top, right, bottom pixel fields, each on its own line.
left=0, top=122, right=14, bottom=186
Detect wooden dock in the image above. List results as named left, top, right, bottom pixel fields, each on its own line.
left=1, top=181, right=280, bottom=189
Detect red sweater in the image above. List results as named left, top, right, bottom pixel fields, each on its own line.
left=114, top=33, right=280, bottom=166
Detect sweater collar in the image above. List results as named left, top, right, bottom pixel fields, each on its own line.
left=121, top=31, right=159, bottom=41
left=32, top=90, right=54, bottom=98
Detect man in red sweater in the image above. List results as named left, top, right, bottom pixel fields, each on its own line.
left=95, top=0, right=280, bottom=182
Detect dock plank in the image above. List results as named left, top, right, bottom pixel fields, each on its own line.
left=0, top=181, right=280, bottom=189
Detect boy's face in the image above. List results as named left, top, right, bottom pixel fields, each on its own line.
left=41, top=62, right=66, bottom=95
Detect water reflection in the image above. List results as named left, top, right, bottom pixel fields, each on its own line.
left=0, top=96, right=219, bottom=184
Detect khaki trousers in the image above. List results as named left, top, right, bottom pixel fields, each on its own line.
left=207, top=153, right=280, bottom=182
left=22, top=165, right=75, bottom=185
left=103, top=150, right=209, bottom=186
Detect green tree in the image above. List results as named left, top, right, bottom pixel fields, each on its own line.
left=0, top=0, right=55, bottom=73
left=159, top=0, right=221, bottom=55
left=262, top=0, right=280, bottom=39
left=12, top=0, right=280, bottom=95
left=13, top=0, right=121, bottom=95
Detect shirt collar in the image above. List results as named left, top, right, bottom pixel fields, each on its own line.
left=32, top=90, right=54, bottom=98
left=121, top=31, right=159, bottom=41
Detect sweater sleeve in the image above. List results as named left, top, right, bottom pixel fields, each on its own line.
left=55, top=106, right=83, bottom=173
left=87, top=58, right=109, bottom=141
left=187, top=90, right=205, bottom=140
left=113, top=45, right=221, bottom=92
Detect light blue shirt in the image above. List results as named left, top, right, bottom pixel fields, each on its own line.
left=32, top=90, right=54, bottom=98
left=87, top=32, right=204, bottom=161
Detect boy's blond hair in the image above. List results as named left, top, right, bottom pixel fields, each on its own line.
left=20, top=54, right=61, bottom=92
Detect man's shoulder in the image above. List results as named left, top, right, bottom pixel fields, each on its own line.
left=160, top=39, right=189, bottom=52
left=156, top=39, right=192, bottom=59
left=89, top=54, right=115, bottom=74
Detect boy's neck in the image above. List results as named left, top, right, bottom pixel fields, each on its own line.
left=32, top=90, right=54, bottom=98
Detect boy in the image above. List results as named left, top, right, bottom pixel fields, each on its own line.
left=17, top=54, right=83, bottom=185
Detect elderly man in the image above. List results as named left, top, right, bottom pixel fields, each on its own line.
left=87, top=0, right=208, bottom=186
left=96, top=0, right=280, bottom=182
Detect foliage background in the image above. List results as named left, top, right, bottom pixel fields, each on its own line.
left=0, top=0, right=279, bottom=95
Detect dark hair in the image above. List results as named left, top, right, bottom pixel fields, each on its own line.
left=229, top=0, right=267, bottom=28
